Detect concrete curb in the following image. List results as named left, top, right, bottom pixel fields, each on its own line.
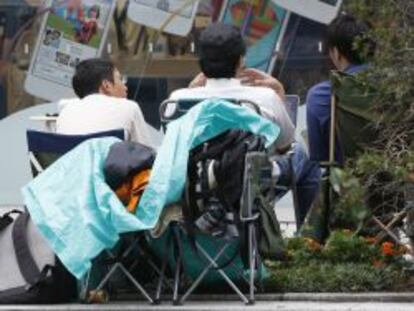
left=182, top=292, right=414, bottom=302
left=113, top=292, right=414, bottom=303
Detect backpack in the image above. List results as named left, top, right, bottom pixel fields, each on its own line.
left=0, top=208, right=77, bottom=304
left=185, top=129, right=285, bottom=262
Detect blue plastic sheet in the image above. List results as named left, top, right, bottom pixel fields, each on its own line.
left=22, top=99, right=280, bottom=279
left=136, top=99, right=280, bottom=227
left=22, top=137, right=147, bottom=278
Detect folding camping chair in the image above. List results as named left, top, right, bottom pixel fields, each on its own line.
left=26, top=129, right=156, bottom=303
left=325, top=70, right=413, bottom=245
left=153, top=97, right=296, bottom=305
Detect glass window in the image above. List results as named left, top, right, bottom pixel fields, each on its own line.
left=0, top=1, right=332, bottom=205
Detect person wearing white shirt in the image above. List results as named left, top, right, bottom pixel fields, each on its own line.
left=170, top=77, right=295, bottom=151
left=56, top=58, right=155, bottom=149
left=169, top=23, right=320, bottom=226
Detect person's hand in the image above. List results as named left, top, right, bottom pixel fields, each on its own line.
left=238, top=68, right=286, bottom=101
left=188, top=72, right=207, bottom=88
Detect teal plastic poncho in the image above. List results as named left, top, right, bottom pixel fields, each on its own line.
left=135, top=99, right=280, bottom=227
left=22, top=137, right=144, bottom=278
left=23, top=99, right=280, bottom=279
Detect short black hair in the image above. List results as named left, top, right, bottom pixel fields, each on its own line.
left=326, top=14, right=375, bottom=64
left=198, top=23, right=246, bottom=78
left=88, top=5, right=100, bottom=18
left=72, top=58, right=114, bottom=98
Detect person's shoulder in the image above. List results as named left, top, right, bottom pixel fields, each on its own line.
left=306, top=80, right=332, bottom=112
left=110, top=97, right=138, bottom=107
left=242, top=85, right=282, bottom=102
left=169, top=87, right=196, bottom=99
left=308, top=80, right=331, bottom=98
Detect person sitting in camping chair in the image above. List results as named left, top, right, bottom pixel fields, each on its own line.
left=169, top=22, right=321, bottom=226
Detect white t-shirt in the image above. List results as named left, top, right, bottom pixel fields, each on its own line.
left=169, top=78, right=295, bottom=149
left=56, top=94, right=154, bottom=149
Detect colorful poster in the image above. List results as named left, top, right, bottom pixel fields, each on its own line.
left=30, top=0, right=114, bottom=88
left=272, top=0, right=342, bottom=24
left=128, top=0, right=200, bottom=36
left=221, top=0, right=289, bottom=73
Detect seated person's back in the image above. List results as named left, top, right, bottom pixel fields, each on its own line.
left=169, top=23, right=295, bottom=152
left=56, top=58, right=154, bottom=149
left=170, top=79, right=295, bottom=151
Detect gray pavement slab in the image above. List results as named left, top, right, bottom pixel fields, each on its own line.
left=1, top=301, right=414, bottom=311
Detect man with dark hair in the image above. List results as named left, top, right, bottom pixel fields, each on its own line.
left=306, top=14, right=374, bottom=163
left=233, top=14, right=374, bottom=164
left=170, top=23, right=320, bottom=225
left=171, top=22, right=295, bottom=151
left=56, top=58, right=154, bottom=148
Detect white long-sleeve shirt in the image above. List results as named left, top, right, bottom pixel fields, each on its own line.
left=56, top=94, right=155, bottom=149
left=169, top=78, right=295, bottom=150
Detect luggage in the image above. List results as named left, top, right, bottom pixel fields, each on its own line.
left=0, top=208, right=77, bottom=304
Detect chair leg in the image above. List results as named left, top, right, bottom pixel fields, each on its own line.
left=79, top=267, right=92, bottom=302
left=289, top=155, right=301, bottom=231
left=248, top=222, right=256, bottom=305
left=119, top=264, right=154, bottom=303
left=95, top=262, right=120, bottom=291
left=154, top=255, right=168, bottom=304
left=179, top=242, right=249, bottom=305
left=172, top=254, right=182, bottom=305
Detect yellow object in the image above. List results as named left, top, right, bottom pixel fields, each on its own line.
left=115, top=169, right=151, bottom=214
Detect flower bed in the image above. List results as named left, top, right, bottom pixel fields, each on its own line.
left=264, top=230, right=410, bottom=292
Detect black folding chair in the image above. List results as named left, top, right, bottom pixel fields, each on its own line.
left=26, top=129, right=125, bottom=176
left=25, top=129, right=157, bottom=303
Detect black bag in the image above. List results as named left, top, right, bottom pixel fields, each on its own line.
left=185, top=129, right=285, bottom=261
left=0, top=208, right=77, bottom=304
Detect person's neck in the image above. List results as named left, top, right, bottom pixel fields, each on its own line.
left=337, top=59, right=351, bottom=72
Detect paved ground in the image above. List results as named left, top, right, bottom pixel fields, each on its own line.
left=1, top=301, right=414, bottom=311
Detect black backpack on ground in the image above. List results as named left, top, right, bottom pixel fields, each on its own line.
left=0, top=208, right=77, bottom=304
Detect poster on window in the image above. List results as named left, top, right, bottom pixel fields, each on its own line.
left=221, top=0, right=289, bottom=73
left=25, top=0, right=116, bottom=101
left=271, top=0, right=342, bottom=24
left=128, top=0, right=200, bottom=36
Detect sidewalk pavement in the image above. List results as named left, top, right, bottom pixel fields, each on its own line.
left=1, top=301, right=414, bottom=311
left=2, top=293, right=414, bottom=311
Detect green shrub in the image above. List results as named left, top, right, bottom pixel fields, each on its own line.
left=264, top=263, right=406, bottom=292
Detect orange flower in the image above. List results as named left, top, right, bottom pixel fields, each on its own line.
left=381, top=241, right=395, bottom=256
left=372, top=259, right=383, bottom=268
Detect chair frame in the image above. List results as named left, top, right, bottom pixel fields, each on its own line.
left=154, top=97, right=299, bottom=305
left=26, top=129, right=157, bottom=303
left=327, top=75, right=412, bottom=247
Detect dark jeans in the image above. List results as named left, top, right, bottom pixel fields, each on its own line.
left=276, top=143, right=321, bottom=225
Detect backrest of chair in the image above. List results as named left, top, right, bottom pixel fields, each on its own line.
left=284, top=94, right=300, bottom=127
left=159, top=98, right=263, bottom=131
left=330, top=71, right=379, bottom=161
left=27, top=129, right=125, bottom=176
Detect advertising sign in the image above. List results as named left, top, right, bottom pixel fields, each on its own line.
left=272, top=0, right=342, bottom=24
left=25, top=0, right=115, bottom=101
left=128, top=0, right=200, bottom=36
left=221, top=0, right=289, bottom=72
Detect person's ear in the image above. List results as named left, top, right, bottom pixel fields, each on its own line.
left=329, top=47, right=340, bottom=67
left=99, top=79, right=112, bottom=95
left=236, top=56, right=245, bottom=76
left=239, top=56, right=245, bottom=69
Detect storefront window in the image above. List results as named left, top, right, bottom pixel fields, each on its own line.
left=0, top=0, right=331, bottom=205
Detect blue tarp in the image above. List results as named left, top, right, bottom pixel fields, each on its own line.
left=22, top=99, right=280, bottom=279
left=135, top=99, right=280, bottom=226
